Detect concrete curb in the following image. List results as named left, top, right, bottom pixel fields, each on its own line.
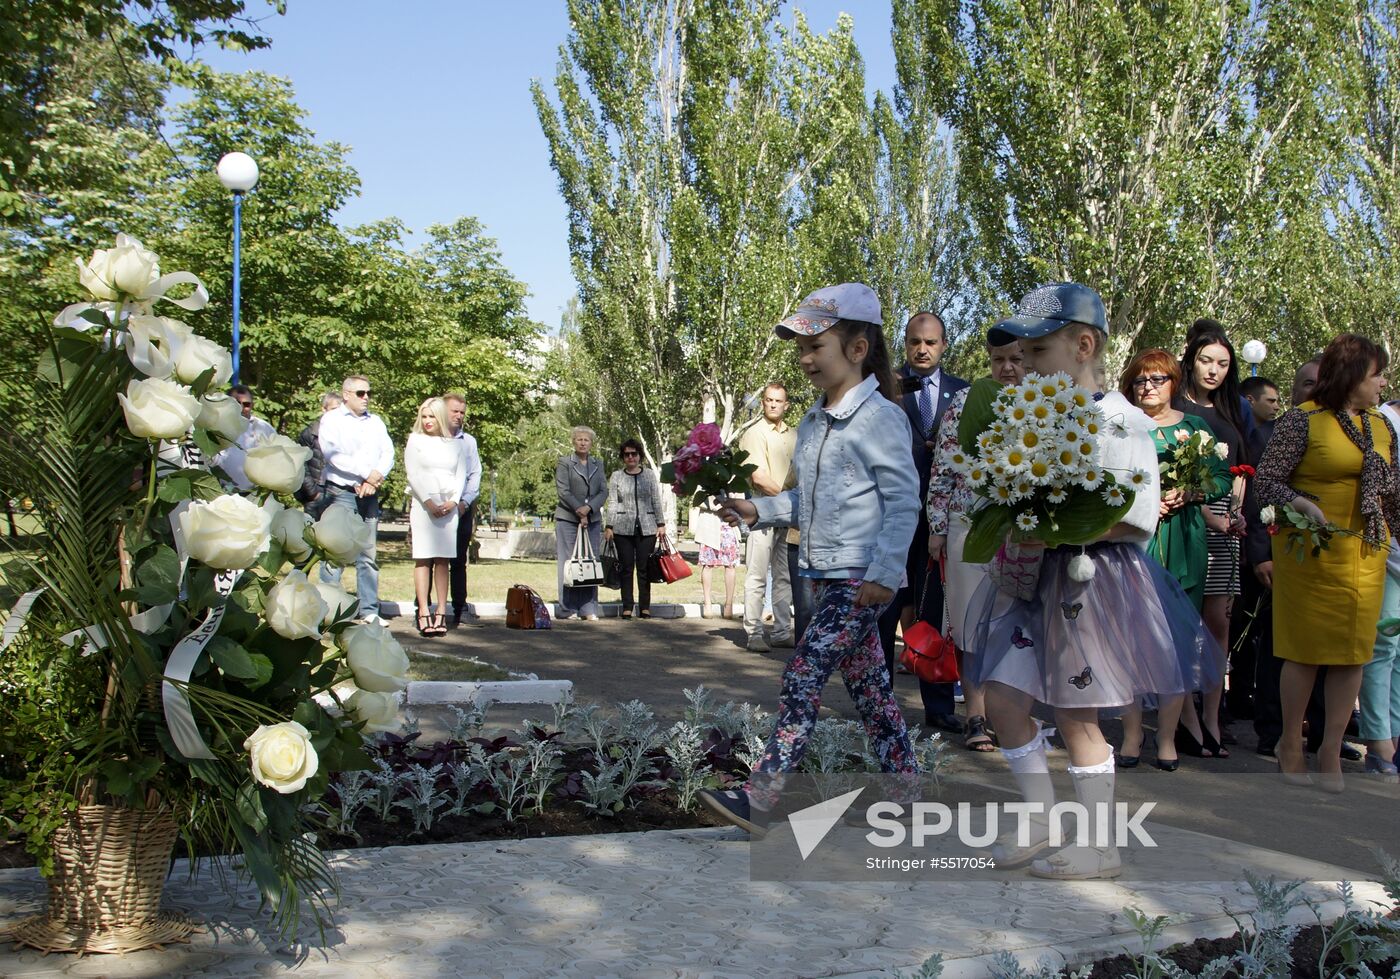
left=406, top=679, right=572, bottom=707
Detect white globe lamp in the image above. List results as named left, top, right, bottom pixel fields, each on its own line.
left=216, top=152, right=259, bottom=384
left=1241, top=339, right=1267, bottom=377
left=216, top=152, right=259, bottom=192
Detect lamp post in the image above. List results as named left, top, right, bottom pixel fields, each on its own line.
left=216, top=152, right=259, bottom=385
left=1241, top=339, right=1268, bottom=378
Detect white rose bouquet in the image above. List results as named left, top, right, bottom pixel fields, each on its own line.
left=1, top=235, right=397, bottom=942
left=951, top=373, right=1147, bottom=565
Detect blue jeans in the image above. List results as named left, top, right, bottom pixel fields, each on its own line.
left=318, top=484, right=380, bottom=619
left=1361, top=566, right=1400, bottom=741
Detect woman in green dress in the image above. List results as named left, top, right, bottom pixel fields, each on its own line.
left=1115, top=349, right=1231, bottom=768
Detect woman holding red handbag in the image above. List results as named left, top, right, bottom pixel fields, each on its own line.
left=926, top=329, right=1026, bottom=751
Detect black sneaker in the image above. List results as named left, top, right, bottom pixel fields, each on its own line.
left=697, top=788, right=768, bottom=838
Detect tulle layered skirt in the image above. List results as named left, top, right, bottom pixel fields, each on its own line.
left=963, top=542, right=1222, bottom=710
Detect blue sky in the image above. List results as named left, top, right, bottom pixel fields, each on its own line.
left=201, top=2, right=899, bottom=329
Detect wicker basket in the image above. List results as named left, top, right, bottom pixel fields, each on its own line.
left=7, top=805, right=196, bottom=953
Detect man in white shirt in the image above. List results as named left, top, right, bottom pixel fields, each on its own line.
left=212, top=384, right=276, bottom=492
left=317, top=374, right=395, bottom=622
left=442, top=392, right=482, bottom=625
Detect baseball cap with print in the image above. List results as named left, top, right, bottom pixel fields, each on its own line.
left=775, top=283, right=882, bottom=338
left=993, top=282, right=1108, bottom=340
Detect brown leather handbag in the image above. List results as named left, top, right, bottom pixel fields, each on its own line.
left=506, top=584, right=549, bottom=629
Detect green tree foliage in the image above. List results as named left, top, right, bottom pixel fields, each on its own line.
left=1, top=53, right=543, bottom=497
left=867, top=0, right=977, bottom=348
left=922, top=0, right=1364, bottom=372
left=532, top=0, right=873, bottom=461
left=0, top=0, right=277, bottom=216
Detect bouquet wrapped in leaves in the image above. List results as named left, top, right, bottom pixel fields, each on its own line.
left=660, top=423, right=757, bottom=506
left=1160, top=426, right=1230, bottom=499
left=0, top=235, right=402, bottom=939
left=950, top=374, right=1148, bottom=565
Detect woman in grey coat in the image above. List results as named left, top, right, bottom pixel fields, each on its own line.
left=555, top=425, right=608, bottom=619
left=604, top=438, right=665, bottom=618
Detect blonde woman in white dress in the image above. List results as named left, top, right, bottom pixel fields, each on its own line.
left=406, top=397, right=467, bottom=637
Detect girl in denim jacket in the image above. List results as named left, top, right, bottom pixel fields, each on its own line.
left=698, top=284, right=922, bottom=834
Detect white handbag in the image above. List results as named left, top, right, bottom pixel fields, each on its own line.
left=563, top=525, right=606, bottom=588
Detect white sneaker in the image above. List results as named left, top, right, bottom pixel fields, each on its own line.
left=1029, top=846, right=1122, bottom=880
left=358, top=613, right=386, bottom=626
left=746, top=635, right=771, bottom=653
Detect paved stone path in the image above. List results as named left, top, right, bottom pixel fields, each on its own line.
left=3, top=617, right=1396, bottom=976
left=0, top=826, right=1387, bottom=978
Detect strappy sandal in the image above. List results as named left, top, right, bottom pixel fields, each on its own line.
left=427, top=613, right=448, bottom=637
left=963, top=715, right=996, bottom=752
left=416, top=612, right=430, bottom=637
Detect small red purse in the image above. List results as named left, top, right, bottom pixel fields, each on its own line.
left=899, top=557, right=959, bottom=683
left=657, top=535, right=692, bottom=583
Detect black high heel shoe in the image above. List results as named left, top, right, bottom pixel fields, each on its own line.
left=1153, top=757, right=1179, bottom=772
left=416, top=612, right=430, bottom=637
left=1175, top=726, right=1214, bottom=758
left=1200, top=728, right=1230, bottom=759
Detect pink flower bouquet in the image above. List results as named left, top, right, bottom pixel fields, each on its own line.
left=661, top=423, right=757, bottom=505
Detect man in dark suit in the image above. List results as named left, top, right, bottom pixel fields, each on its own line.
left=879, top=311, right=968, bottom=733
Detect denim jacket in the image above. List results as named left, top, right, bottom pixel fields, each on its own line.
left=752, top=373, right=920, bottom=590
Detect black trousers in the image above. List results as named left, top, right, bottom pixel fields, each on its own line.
left=614, top=531, right=655, bottom=612
left=878, top=509, right=955, bottom=718
left=447, top=505, right=475, bottom=617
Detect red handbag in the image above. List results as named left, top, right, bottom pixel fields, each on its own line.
left=657, top=534, right=692, bottom=583
left=899, top=557, right=959, bottom=684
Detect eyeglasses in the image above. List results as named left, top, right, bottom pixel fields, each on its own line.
left=349, top=389, right=372, bottom=398
left=621, top=451, right=639, bottom=457
left=1130, top=374, right=1171, bottom=390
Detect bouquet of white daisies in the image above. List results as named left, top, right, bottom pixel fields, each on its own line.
left=950, top=373, right=1150, bottom=565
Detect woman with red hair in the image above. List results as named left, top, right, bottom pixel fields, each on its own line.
left=1115, top=349, right=1231, bottom=767
left=1257, top=333, right=1400, bottom=791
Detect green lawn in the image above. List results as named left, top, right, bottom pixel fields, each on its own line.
left=335, top=536, right=750, bottom=607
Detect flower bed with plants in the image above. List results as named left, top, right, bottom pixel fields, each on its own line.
left=322, top=687, right=948, bottom=849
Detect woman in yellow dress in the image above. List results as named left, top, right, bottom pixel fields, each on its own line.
left=1256, top=334, right=1400, bottom=791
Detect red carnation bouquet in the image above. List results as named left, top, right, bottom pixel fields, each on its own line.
left=660, top=423, right=757, bottom=505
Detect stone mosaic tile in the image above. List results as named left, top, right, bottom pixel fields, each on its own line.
left=0, top=827, right=1389, bottom=978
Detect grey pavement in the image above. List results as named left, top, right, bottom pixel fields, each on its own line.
left=2, top=616, right=1397, bottom=976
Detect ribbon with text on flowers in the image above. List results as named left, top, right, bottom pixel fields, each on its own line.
left=162, top=568, right=241, bottom=761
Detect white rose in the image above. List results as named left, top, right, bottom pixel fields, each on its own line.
left=173, top=334, right=233, bottom=387
left=314, top=505, right=372, bottom=564
left=338, top=621, right=409, bottom=693
left=179, top=494, right=272, bottom=569
left=269, top=504, right=313, bottom=559
left=195, top=392, right=249, bottom=443
left=1174, top=429, right=1191, bottom=443
left=77, top=234, right=161, bottom=301
left=244, top=720, right=319, bottom=794
left=346, top=689, right=400, bottom=733
left=119, top=377, right=200, bottom=440
left=265, top=569, right=329, bottom=640
left=1214, top=442, right=1230, bottom=460
left=124, top=314, right=190, bottom=379
left=244, top=434, right=313, bottom=495
left=1260, top=505, right=1276, bottom=526
left=314, top=581, right=357, bottom=624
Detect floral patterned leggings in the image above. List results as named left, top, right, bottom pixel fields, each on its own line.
left=745, top=578, right=920, bottom=809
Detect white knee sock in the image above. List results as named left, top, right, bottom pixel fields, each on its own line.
left=1000, top=723, right=1055, bottom=840
left=1067, top=751, right=1116, bottom=849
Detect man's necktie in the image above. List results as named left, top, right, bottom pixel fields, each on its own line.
left=918, top=377, right=934, bottom=434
